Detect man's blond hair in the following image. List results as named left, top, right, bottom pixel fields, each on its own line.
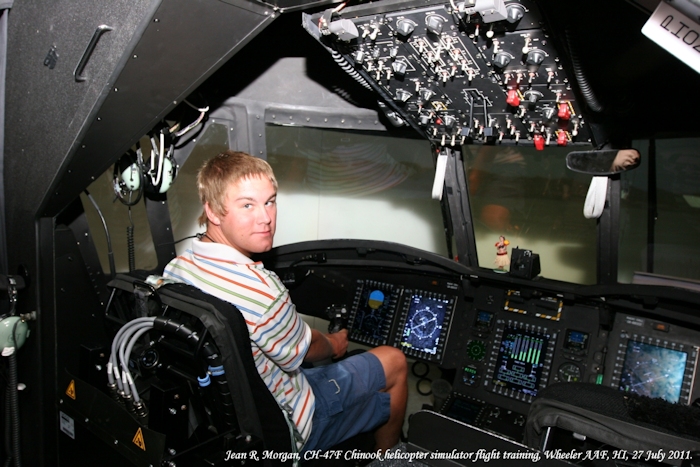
left=197, top=150, right=278, bottom=226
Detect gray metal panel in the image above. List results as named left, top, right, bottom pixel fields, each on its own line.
left=229, top=0, right=341, bottom=14
left=40, top=0, right=276, bottom=217
left=5, top=0, right=161, bottom=233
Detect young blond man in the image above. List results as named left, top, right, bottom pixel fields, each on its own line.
left=164, top=150, right=407, bottom=453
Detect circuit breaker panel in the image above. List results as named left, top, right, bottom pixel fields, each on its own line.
left=305, top=0, right=593, bottom=149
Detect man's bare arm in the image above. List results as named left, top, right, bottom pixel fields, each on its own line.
left=303, top=329, right=348, bottom=363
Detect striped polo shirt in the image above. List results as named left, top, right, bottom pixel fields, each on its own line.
left=163, top=239, right=314, bottom=447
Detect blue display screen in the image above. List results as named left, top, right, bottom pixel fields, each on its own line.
left=493, top=327, right=549, bottom=397
left=399, top=295, right=449, bottom=355
left=619, top=341, right=687, bottom=403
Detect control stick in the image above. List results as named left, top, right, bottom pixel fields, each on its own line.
left=327, top=305, right=348, bottom=334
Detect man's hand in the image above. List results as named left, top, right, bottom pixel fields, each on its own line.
left=327, top=329, right=348, bottom=359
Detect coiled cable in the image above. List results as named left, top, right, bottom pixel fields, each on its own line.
left=331, top=51, right=372, bottom=90
left=127, top=208, right=135, bottom=272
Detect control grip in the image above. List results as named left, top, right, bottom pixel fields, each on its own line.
left=327, top=305, right=348, bottom=334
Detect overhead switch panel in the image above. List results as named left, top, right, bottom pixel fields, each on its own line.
left=305, top=0, right=591, bottom=148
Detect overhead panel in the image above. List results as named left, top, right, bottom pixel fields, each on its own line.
left=304, top=0, right=594, bottom=150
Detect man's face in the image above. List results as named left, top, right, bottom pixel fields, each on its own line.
left=212, top=175, right=277, bottom=257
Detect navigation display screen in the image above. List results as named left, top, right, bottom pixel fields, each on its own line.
left=399, top=294, right=451, bottom=356
left=349, top=282, right=399, bottom=345
left=619, top=340, right=688, bottom=403
left=493, top=327, right=550, bottom=397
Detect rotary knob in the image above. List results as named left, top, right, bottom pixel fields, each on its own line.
left=526, top=49, right=545, bottom=67
left=396, top=18, right=417, bottom=37
left=425, top=15, right=446, bottom=35
left=419, top=88, right=434, bottom=103
left=493, top=52, right=512, bottom=69
left=506, top=4, right=526, bottom=23
left=392, top=59, right=408, bottom=76
left=523, top=90, right=543, bottom=105
left=395, top=88, right=412, bottom=102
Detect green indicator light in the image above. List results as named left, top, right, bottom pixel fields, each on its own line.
left=596, top=374, right=603, bottom=385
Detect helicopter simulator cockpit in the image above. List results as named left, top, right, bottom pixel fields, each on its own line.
left=1, top=0, right=700, bottom=465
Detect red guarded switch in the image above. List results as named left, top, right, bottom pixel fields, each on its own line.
left=557, top=102, right=571, bottom=120
left=533, top=133, right=545, bottom=150
left=557, top=131, right=568, bottom=146
left=506, top=89, right=520, bottom=107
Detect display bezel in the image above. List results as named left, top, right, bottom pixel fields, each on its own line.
left=347, top=279, right=402, bottom=346
left=395, top=289, right=456, bottom=363
left=614, top=336, right=697, bottom=404
left=485, top=320, right=556, bottom=403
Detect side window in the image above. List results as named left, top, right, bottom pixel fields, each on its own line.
left=266, top=125, right=449, bottom=257
left=464, top=145, right=597, bottom=284
left=168, top=122, right=230, bottom=254
left=619, top=138, right=700, bottom=283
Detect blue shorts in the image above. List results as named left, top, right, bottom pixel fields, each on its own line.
left=300, top=352, right=391, bottom=453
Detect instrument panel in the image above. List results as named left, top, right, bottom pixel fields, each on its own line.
left=347, top=278, right=458, bottom=363
left=281, top=260, right=700, bottom=443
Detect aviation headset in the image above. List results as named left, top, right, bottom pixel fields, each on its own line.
left=113, top=126, right=178, bottom=205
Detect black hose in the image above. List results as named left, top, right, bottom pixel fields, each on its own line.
left=7, top=351, right=20, bottom=467
left=331, top=51, right=372, bottom=90
left=153, top=317, right=236, bottom=429
left=565, top=28, right=603, bottom=113
left=4, top=388, right=10, bottom=467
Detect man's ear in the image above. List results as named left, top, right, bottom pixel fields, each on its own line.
left=204, top=202, right=222, bottom=226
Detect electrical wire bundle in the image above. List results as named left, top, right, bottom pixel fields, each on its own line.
left=107, top=317, right=155, bottom=417
left=106, top=315, right=237, bottom=432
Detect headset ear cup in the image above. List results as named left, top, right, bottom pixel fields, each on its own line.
left=158, top=157, right=177, bottom=193
left=121, top=162, right=142, bottom=191
left=113, top=151, right=144, bottom=206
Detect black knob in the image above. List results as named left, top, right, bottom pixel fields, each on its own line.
left=396, top=18, right=416, bottom=37
left=425, top=15, right=445, bottom=35
left=526, top=49, right=545, bottom=67
left=493, top=52, right=511, bottom=68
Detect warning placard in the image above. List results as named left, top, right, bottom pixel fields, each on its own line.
left=65, top=380, right=76, bottom=400
left=132, top=428, right=146, bottom=451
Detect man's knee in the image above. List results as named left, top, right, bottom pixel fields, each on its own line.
left=369, top=346, right=407, bottom=383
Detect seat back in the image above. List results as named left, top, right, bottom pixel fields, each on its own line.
left=525, top=382, right=700, bottom=465
left=105, top=273, right=293, bottom=465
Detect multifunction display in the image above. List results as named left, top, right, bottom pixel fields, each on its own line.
left=486, top=320, right=556, bottom=403
left=608, top=314, right=700, bottom=406
left=348, top=280, right=402, bottom=346
left=347, top=280, right=456, bottom=364
left=397, top=291, right=455, bottom=362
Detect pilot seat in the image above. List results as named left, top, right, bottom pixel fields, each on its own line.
left=60, top=271, right=372, bottom=466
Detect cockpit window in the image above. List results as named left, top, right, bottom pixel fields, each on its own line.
left=266, top=125, right=448, bottom=257
left=619, top=137, right=700, bottom=284
left=464, top=145, right=597, bottom=284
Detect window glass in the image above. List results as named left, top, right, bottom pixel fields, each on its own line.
left=169, top=122, right=230, bottom=253
left=266, top=125, right=448, bottom=256
left=620, top=138, right=700, bottom=283
left=464, top=145, right=597, bottom=284
left=81, top=168, right=157, bottom=274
